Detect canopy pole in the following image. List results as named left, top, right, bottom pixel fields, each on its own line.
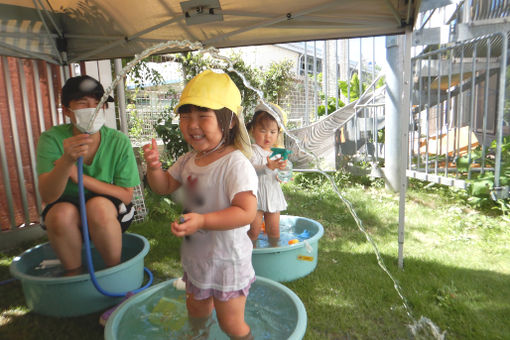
left=114, top=59, right=129, bottom=134
left=398, top=28, right=412, bottom=269
left=384, top=35, right=403, bottom=193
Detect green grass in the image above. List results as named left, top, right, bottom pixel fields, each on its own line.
left=1, top=173, right=509, bottom=340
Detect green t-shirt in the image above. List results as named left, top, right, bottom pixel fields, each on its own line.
left=36, top=124, right=140, bottom=199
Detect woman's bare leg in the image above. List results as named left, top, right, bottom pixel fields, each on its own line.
left=44, top=202, right=83, bottom=273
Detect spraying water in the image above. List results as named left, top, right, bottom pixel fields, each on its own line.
left=86, top=40, right=445, bottom=339
left=214, top=55, right=445, bottom=339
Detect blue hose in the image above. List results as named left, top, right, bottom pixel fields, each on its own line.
left=77, top=157, right=153, bottom=297
left=0, top=278, right=17, bottom=285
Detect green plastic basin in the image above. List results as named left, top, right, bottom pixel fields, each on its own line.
left=9, top=233, right=149, bottom=317
left=105, top=276, right=307, bottom=340
left=252, top=215, right=324, bottom=282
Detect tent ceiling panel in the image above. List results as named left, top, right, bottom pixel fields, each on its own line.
left=0, top=0, right=418, bottom=64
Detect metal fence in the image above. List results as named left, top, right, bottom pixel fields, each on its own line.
left=127, top=38, right=386, bottom=170
left=408, top=0, right=510, bottom=198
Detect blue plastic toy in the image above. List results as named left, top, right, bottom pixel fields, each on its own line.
left=296, top=229, right=310, bottom=241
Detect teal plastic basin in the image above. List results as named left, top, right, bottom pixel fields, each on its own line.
left=252, top=215, right=324, bottom=282
left=9, top=233, right=149, bottom=317
left=104, top=276, right=307, bottom=340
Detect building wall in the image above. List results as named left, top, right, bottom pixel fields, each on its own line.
left=0, top=58, right=63, bottom=229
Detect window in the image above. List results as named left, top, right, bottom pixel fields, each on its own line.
left=299, top=55, right=322, bottom=76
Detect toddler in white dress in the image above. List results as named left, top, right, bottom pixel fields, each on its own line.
left=246, top=102, right=288, bottom=247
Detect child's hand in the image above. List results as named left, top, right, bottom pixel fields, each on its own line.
left=277, top=159, right=288, bottom=170
left=276, top=174, right=293, bottom=183
left=171, top=213, right=204, bottom=237
left=142, top=138, right=162, bottom=170
left=266, top=156, right=287, bottom=171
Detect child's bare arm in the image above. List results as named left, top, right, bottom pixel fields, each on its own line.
left=171, top=190, right=257, bottom=237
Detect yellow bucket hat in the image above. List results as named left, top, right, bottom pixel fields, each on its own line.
left=174, top=70, right=252, bottom=159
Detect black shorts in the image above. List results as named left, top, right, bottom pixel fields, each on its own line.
left=41, top=193, right=135, bottom=233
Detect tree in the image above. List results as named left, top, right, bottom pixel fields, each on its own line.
left=262, top=60, right=295, bottom=104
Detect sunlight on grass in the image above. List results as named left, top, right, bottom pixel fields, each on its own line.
left=0, top=172, right=508, bottom=339
left=284, top=173, right=509, bottom=339
left=0, top=258, right=13, bottom=267
left=0, top=307, right=28, bottom=327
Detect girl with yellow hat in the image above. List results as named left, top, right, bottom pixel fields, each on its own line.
left=142, top=70, right=257, bottom=340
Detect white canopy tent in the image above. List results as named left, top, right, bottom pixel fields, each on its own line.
left=0, top=0, right=424, bottom=265
left=0, top=0, right=418, bottom=65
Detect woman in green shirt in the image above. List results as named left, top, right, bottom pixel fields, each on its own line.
left=36, top=75, right=140, bottom=276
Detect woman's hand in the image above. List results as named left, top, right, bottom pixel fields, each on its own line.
left=62, top=134, right=92, bottom=163
left=171, top=213, right=204, bottom=237
left=142, top=138, right=162, bottom=170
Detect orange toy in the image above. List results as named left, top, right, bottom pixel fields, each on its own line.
left=288, top=239, right=299, bottom=245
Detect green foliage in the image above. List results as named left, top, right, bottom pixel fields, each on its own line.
left=261, top=60, right=294, bottom=104
left=142, top=186, right=181, bottom=221
left=154, top=106, right=188, bottom=163
left=315, top=71, right=378, bottom=117
left=127, top=105, right=145, bottom=141
left=317, top=96, right=344, bottom=117
left=377, top=126, right=385, bottom=143
left=177, top=51, right=295, bottom=120
left=292, top=170, right=384, bottom=193
left=154, top=52, right=295, bottom=154
left=154, top=118, right=187, bottom=164
left=434, top=281, right=459, bottom=309
left=225, top=53, right=263, bottom=114
left=123, top=57, right=166, bottom=148
left=338, top=72, right=367, bottom=102
left=377, top=75, right=386, bottom=88
left=178, top=51, right=215, bottom=83
left=457, top=135, right=510, bottom=215
left=177, top=52, right=264, bottom=114
left=124, top=57, right=164, bottom=90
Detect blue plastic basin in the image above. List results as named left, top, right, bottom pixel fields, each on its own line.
left=104, top=276, right=307, bottom=340
left=252, top=215, right=324, bottom=282
left=9, top=233, right=150, bottom=317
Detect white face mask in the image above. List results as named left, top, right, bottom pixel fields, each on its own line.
left=72, top=108, right=104, bottom=134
